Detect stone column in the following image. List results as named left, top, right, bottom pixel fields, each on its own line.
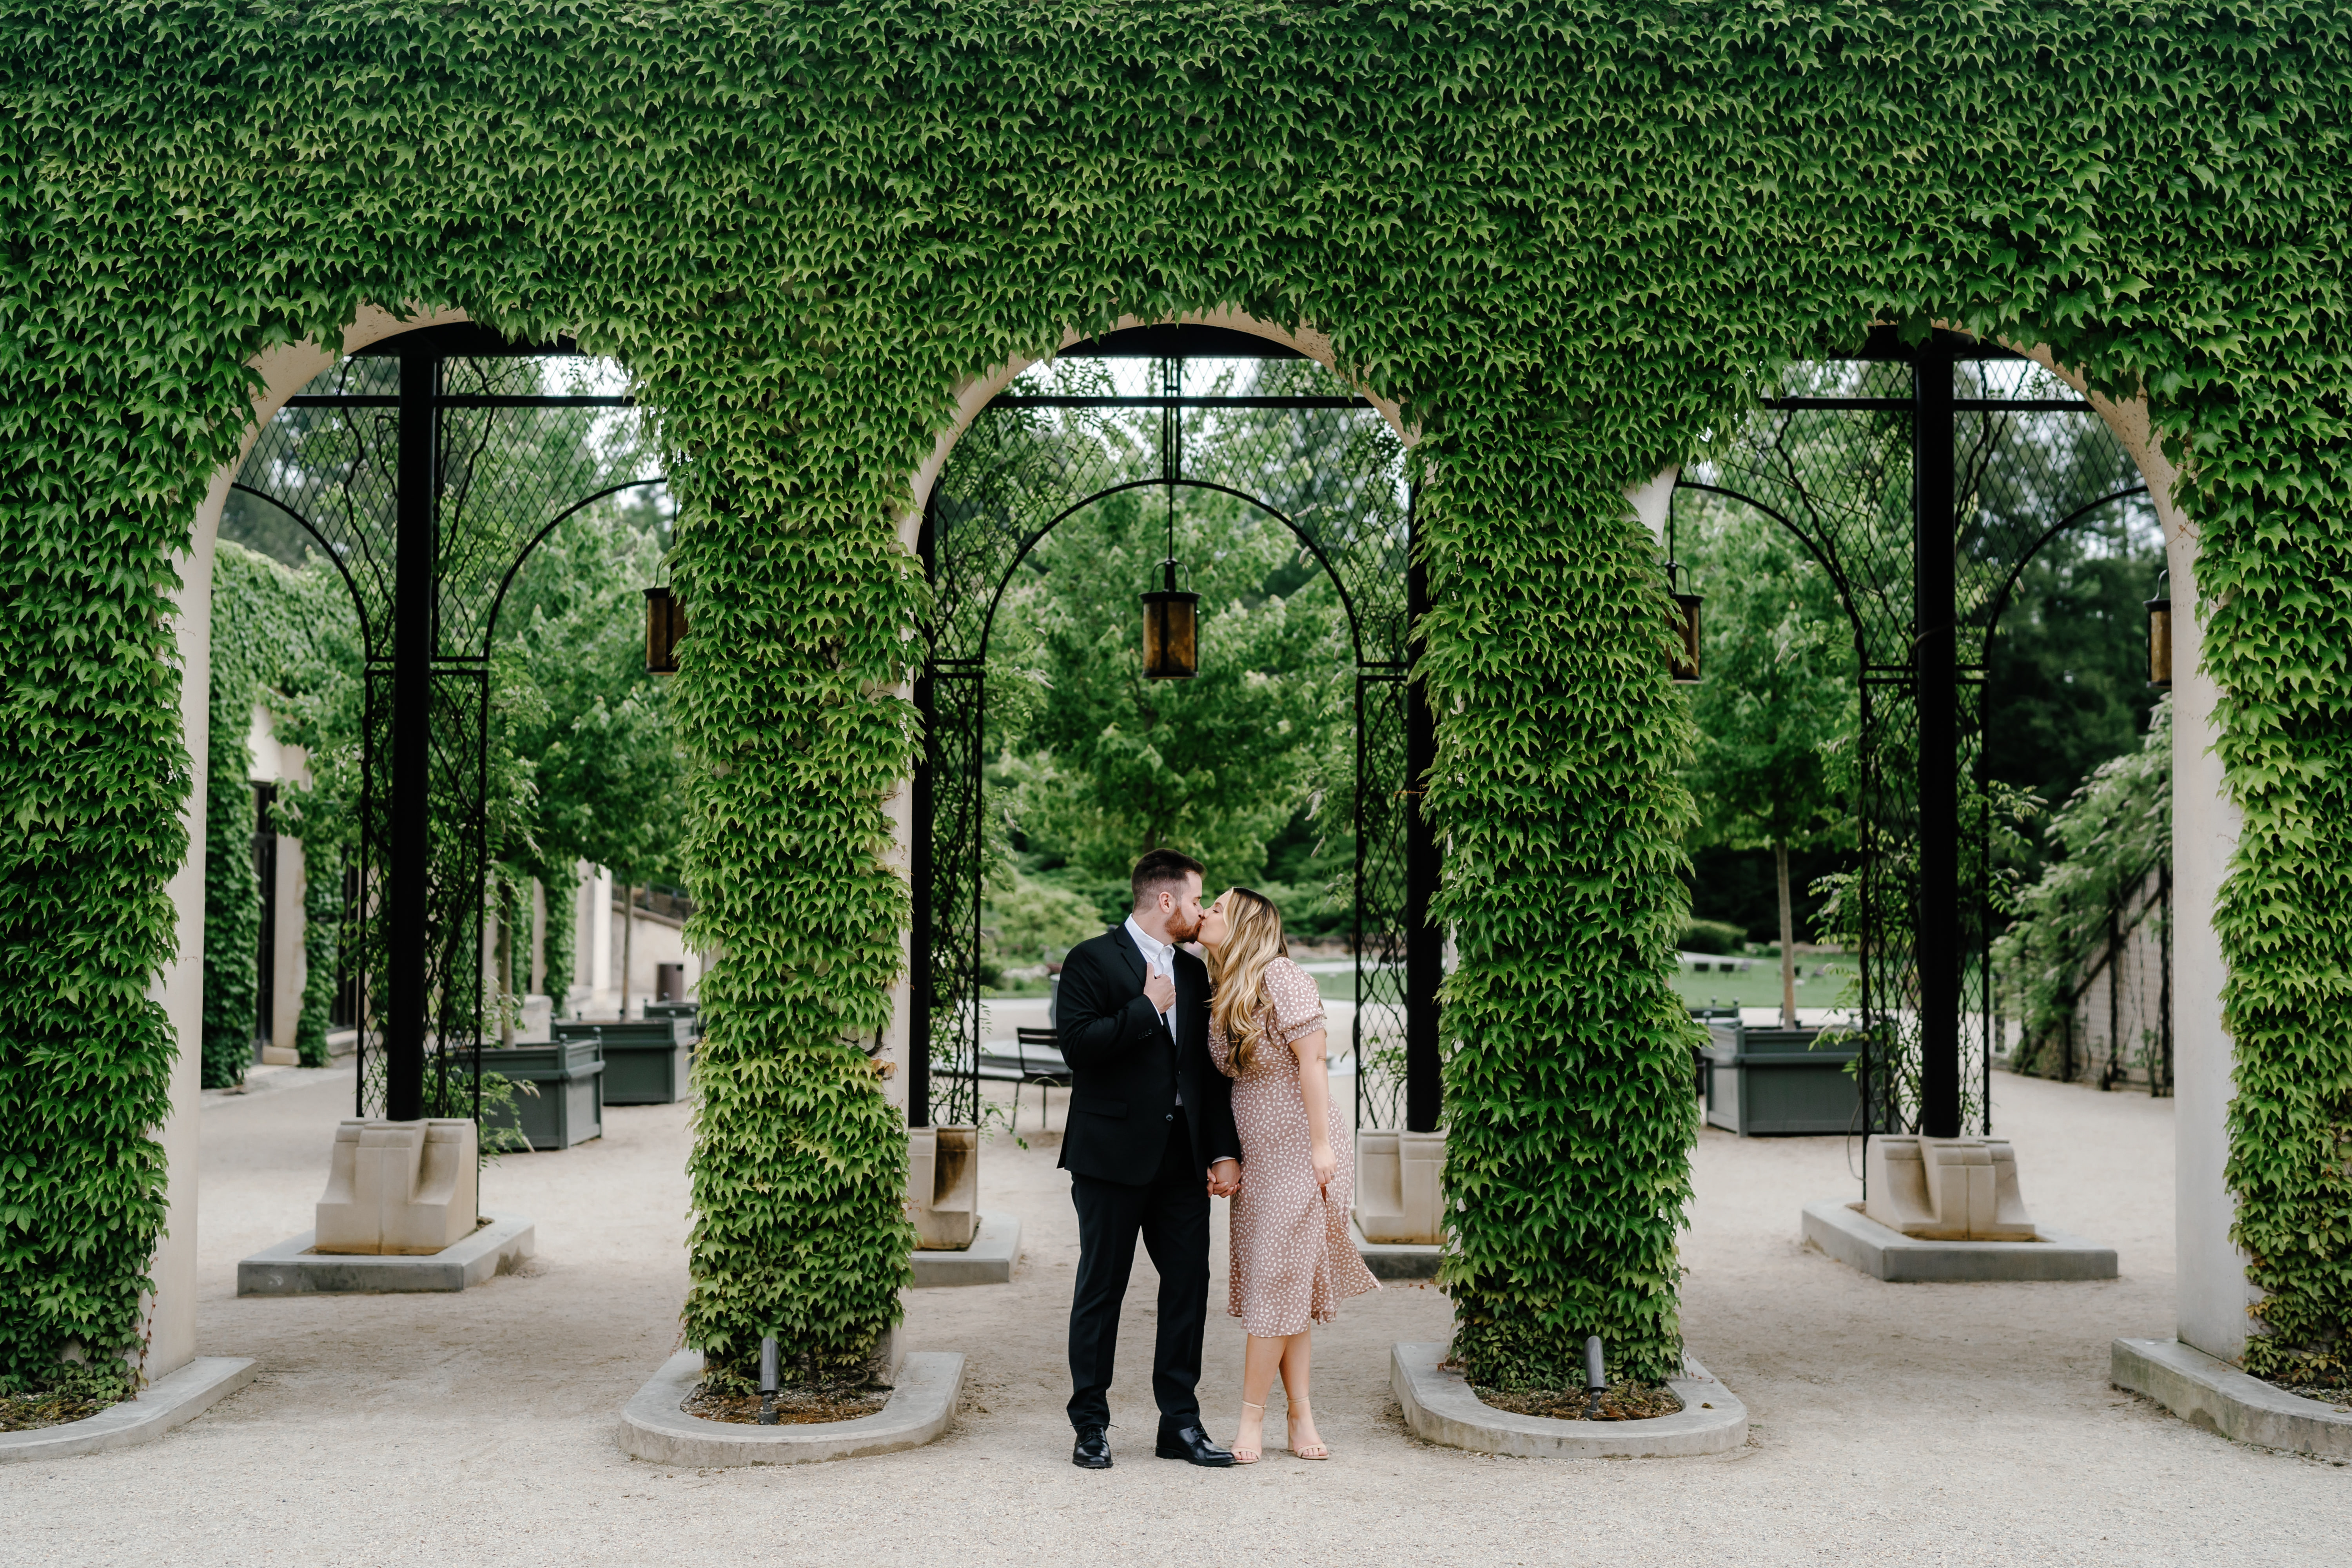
left=148, top=467, right=232, bottom=1380
left=586, top=861, right=613, bottom=1011
left=2080, top=389, right=2251, bottom=1361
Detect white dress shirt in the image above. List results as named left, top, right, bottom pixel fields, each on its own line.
left=1123, top=915, right=1181, bottom=1105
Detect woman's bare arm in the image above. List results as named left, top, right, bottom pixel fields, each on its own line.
left=1292, top=1027, right=1338, bottom=1194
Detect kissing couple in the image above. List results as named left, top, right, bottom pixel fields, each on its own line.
left=1054, top=848, right=1379, bottom=1469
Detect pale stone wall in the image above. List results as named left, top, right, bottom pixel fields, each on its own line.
left=245, top=704, right=312, bottom=1063
left=2023, top=352, right=2250, bottom=1361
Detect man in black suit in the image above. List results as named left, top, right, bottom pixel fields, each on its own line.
left=1056, top=848, right=1243, bottom=1470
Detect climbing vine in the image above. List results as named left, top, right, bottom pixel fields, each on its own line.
left=2, top=2, right=2347, bottom=1388
left=201, top=542, right=352, bottom=1087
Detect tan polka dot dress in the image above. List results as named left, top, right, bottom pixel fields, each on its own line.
left=1207, top=956, right=1379, bottom=1337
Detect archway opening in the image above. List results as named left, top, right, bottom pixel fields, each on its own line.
left=212, top=324, right=683, bottom=1158
left=910, top=326, right=1438, bottom=1155
left=1670, top=329, right=2163, bottom=1152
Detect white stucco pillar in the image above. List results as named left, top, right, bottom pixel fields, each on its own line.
left=529, top=875, right=548, bottom=995
left=587, top=862, right=613, bottom=1005
left=147, top=470, right=236, bottom=1379
left=1626, top=467, right=1680, bottom=544
left=2080, top=390, right=2252, bottom=1359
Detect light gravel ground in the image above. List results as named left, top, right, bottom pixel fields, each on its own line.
left=2, top=1069, right=2344, bottom=1566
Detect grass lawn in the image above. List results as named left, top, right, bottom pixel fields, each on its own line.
left=1671, top=960, right=1856, bottom=1011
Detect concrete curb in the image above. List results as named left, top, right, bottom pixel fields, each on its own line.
left=2112, top=1337, right=2352, bottom=1458
left=0, top=1357, right=258, bottom=1463
left=1391, top=1342, right=1746, bottom=1458
left=238, top=1212, right=534, bottom=1295
left=1351, top=1221, right=1442, bottom=1281
left=909, top=1211, right=1019, bottom=1286
left=616, top=1349, right=964, bottom=1466
left=1802, top=1199, right=2116, bottom=1281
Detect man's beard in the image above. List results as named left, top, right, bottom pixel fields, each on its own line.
left=1166, top=907, right=1203, bottom=944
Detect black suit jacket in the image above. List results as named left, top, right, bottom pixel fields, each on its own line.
left=1053, top=926, right=1242, bottom=1186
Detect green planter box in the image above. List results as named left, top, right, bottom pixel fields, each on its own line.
left=1702, top=1024, right=1858, bottom=1136
left=553, top=1019, right=693, bottom=1105
left=641, top=1001, right=701, bottom=1040
left=472, top=1038, right=604, bottom=1149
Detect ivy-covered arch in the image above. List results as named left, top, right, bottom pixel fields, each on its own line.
left=5, top=5, right=2348, bottom=1394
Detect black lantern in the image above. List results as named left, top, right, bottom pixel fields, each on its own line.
left=2145, top=570, right=2172, bottom=690
left=1142, top=559, right=1199, bottom=680
left=644, top=584, right=685, bottom=675
left=1141, top=459, right=1198, bottom=678
left=1668, top=563, right=1703, bottom=684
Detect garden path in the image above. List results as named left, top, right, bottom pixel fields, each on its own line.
left=2, top=1070, right=2340, bottom=1566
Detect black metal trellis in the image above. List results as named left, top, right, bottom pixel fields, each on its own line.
left=227, top=323, right=664, bottom=1127
left=913, top=328, right=1436, bottom=1135
left=1677, top=328, right=2154, bottom=1151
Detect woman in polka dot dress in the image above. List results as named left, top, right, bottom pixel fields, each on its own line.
left=1198, top=886, right=1379, bottom=1463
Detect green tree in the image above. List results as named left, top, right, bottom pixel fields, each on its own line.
left=1679, top=490, right=1855, bottom=1023
left=989, top=483, right=1350, bottom=893
left=1981, top=494, right=2165, bottom=877
left=498, top=478, right=680, bottom=1008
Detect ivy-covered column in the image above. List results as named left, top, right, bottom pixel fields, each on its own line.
left=2187, top=373, right=2352, bottom=1387
left=659, top=345, right=926, bottom=1377
left=1417, top=383, right=1700, bottom=1388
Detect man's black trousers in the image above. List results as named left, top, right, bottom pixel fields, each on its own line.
left=1065, top=1106, right=1210, bottom=1434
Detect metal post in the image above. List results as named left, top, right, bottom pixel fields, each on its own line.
left=1404, top=547, right=1442, bottom=1134
left=1913, top=337, right=1962, bottom=1139
left=909, top=499, right=937, bottom=1129
left=386, top=350, right=436, bottom=1123
left=909, top=684, right=934, bottom=1131
left=1352, top=672, right=1367, bottom=1133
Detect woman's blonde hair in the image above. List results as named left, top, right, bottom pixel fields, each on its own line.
left=1207, top=887, right=1288, bottom=1074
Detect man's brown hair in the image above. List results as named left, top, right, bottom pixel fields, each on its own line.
left=1130, top=848, right=1205, bottom=909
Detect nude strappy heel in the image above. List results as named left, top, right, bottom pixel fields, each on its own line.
left=1287, top=1406, right=1330, bottom=1460
left=1232, top=1399, right=1264, bottom=1465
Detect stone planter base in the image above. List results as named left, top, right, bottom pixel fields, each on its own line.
left=2112, top=1338, right=2352, bottom=1458
left=1391, top=1342, right=1746, bottom=1458
left=238, top=1212, right=534, bottom=1295
left=616, top=1348, right=964, bottom=1466
left=909, top=1211, right=1020, bottom=1286
left=1802, top=1200, right=2115, bottom=1281
left=1350, top=1220, right=1441, bottom=1281
left=0, top=1357, right=257, bottom=1464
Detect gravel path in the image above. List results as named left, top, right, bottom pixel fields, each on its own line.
left=2, top=1071, right=2343, bottom=1566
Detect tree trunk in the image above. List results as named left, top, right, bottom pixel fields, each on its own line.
left=620, top=881, right=636, bottom=1018
left=1775, top=840, right=1797, bottom=1028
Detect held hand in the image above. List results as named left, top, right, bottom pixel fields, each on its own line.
left=1143, top=971, right=1177, bottom=1014
left=1205, top=1158, right=1241, bottom=1197
left=1311, top=1143, right=1337, bottom=1196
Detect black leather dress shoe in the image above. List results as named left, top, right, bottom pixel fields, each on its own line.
left=1154, top=1423, right=1236, bottom=1466
left=1072, top=1427, right=1112, bottom=1469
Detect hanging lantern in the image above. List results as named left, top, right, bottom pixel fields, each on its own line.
left=1668, top=563, right=1703, bottom=684
left=644, top=585, right=685, bottom=675
left=1141, top=559, right=1200, bottom=680
left=1141, top=417, right=1198, bottom=678
left=2145, top=569, right=2171, bottom=690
